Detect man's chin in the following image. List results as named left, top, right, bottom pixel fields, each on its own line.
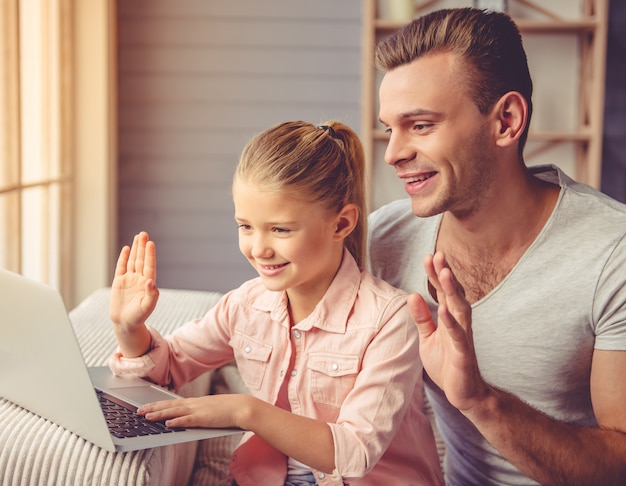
left=410, top=199, right=444, bottom=219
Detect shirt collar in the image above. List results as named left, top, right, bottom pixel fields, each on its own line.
left=249, top=248, right=361, bottom=333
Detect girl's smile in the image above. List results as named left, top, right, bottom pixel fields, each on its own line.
left=257, top=261, right=289, bottom=277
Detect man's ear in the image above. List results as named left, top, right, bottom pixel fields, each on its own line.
left=494, top=91, right=528, bottom=148
left=333, top=204, right=359, bottom=241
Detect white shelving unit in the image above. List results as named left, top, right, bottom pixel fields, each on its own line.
left=362, top=0, right=609, bottom=209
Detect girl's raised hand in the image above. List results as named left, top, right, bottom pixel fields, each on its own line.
left=109, top=231, right=160, bottom=331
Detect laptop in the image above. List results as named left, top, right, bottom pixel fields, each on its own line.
left=0, top=268, right=242, bottom=452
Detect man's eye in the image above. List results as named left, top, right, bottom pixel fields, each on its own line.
left=414, top=123, right=432, bottom=131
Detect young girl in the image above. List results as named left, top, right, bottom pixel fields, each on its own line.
left=109, top=121, right=443, bottom=485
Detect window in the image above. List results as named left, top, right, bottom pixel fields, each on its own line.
left=0, top=0, right=73, bottom=300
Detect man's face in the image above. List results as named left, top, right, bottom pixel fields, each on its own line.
left=378, top=52, right=497, bottom=220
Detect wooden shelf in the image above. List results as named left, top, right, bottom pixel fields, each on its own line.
left=362, top=0, right=609, bottom=205
left=375, top=18, right=599, bottom=32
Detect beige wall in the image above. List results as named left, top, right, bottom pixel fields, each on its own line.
left=71, top=0, right=117, bottom=306
left=116, top=0, right=363, bottom=294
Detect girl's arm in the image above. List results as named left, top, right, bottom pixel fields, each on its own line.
left=238, top=396, right=335, bottom=472
left=138, top=394, right=336, bottom=473
left=137, top=294, right=421, bottom=476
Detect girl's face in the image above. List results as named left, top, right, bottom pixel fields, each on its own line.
left=233, top=178, right=345, bottom=309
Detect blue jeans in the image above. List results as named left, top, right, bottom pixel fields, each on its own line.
left=284, top=471, right=318, bottom=485
left=231, top=471, right=318, bottom=485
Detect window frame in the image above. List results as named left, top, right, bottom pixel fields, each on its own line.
left=0, top=0, right=116, bottom=308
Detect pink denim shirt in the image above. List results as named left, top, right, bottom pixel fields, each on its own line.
left=110, top=250, right=443, bottom=485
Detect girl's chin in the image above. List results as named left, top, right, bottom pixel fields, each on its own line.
left=258, top=275, right=288, bottom=291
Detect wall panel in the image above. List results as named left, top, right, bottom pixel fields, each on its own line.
left=117, top=0, right=363, bottom=292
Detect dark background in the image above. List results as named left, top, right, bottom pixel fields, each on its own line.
left=601, top=0, right=626, bottom=202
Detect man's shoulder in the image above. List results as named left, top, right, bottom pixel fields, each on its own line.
left=367, top=199, right=439, bottom=287
left=369, top=198, right=412, bottom=224
left=536, top=164, right=626, bottom=220
left=368, top=198, right=439, bottom=245
left=557, top=173, right=626, bottom=232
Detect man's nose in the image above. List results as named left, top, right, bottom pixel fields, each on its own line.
left=384, top=131, right=416, bottom=166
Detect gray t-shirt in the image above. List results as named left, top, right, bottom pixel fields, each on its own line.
left=367, top=165, right=626, bottom=486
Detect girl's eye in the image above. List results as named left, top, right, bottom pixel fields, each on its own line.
left=273, top=227, right=291, bottom=234
left=238, top=224, right=251, bottom=231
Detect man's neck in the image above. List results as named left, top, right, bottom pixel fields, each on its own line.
left=440, top=168, right=559, bottom=254
left=435, top=169, right=560, bottom=303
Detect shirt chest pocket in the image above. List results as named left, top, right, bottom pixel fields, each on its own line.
left=230, top=332, right=272, bottom=391
left=308, top=353, right=360, bottom=408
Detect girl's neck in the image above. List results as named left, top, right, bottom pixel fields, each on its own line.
left=286, top=251, right=344, bottom=325
left=287, top=294, right=318, bottom=326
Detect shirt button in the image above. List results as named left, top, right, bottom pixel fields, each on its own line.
left=317, top=472, right=325, bottom=479
left=293, top=330, right=301, bottom=339
left=244, top=346, right=251, bottom=353
left=291, top=369, right=297, bottom=377
left=331, top=363, right=338, bottom=371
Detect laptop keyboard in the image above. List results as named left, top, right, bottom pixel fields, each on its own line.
left=96, top=389, right=184, bottom=439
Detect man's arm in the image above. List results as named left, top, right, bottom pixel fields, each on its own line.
left=461, top=350, right=626, bottom=485
left=409, top=252, right=626, bottom=485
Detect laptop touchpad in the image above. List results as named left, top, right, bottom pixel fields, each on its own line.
left=109, top=385, right=180, bottom=407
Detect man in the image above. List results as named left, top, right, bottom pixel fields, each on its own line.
left=368, top=7, right=626, bottom=485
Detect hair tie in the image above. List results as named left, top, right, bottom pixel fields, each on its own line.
left=317, top=124, right=336, bottom=138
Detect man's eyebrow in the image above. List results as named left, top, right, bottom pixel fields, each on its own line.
left=379, top=109, right=443, bottom=125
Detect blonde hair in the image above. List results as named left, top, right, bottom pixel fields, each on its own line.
left=235, top=120, right=367, bottom=269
